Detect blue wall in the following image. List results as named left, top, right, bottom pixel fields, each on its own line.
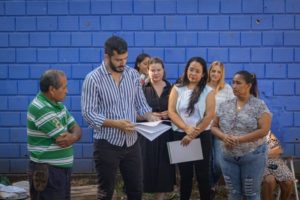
left=0, top=0, right=299, bottom=173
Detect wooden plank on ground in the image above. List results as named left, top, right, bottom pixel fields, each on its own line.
left=71, top=185, right=97, bottom=199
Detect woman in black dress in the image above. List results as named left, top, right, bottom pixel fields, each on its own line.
left=140, top=57, right=175, bottom=200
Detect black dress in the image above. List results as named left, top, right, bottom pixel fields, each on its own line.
left=139, top=80, right=176, bottom=193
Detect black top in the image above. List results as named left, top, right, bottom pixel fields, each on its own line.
left=142, top=80, right=172, bottom=113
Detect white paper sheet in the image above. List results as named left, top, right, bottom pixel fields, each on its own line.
left=135, top=121, right=171, bottom=141
left=136, top=120, right=170, bottom=127
left=167, top=138, right=203, bottom=164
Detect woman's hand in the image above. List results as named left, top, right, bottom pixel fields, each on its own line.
left=152, top=112, right=163, bottom=119
left=143, top=112, right=161, bottom=122
left=223, top=135, right=239, bottom=149
left=181, top=135, right=193, bottom=146
left=152, top=111, right=169, bottom=120
left=160, top=111, right=169, bottom=120
left=183, top=126, right=196, bottom=137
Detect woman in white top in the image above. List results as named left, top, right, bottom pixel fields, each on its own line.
left=207, top=61, right=234, bottom=190
left=168, top=57, right=215, bottom=200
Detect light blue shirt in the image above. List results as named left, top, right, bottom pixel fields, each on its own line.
left=81, top=62, right=152, bottom=147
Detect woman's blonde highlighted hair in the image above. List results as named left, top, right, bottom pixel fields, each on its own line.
left=207, top=61, right=225, bottom=92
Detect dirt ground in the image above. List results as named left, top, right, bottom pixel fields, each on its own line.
left=70, top=174, right=227, bottom=200
left=5, top=174, right=225, bottom=200
left=4, top=174, right=300, bottom=200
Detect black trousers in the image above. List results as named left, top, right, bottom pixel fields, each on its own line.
left=28, top=161, right=71, bottom=200
left=174, top=130, right=212, bottom=200
left=93, top=139, right=142, bottom=200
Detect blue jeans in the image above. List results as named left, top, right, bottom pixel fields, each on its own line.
left=220, top=143, right=267, bottom=200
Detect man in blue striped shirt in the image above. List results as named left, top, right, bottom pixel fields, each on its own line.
left=81, top=36, right=159, bottom=200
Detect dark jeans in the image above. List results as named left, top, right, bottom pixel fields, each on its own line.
left=210, top=135, right=223, bottom=188
left=94, top=139, right=142, bottom=200
left=28, top=161, right=71, bottom=200
left=174, top=130, right=212, bottom=200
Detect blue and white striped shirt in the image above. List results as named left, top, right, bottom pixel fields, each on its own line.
left=81, top=62, right=152, bottom=147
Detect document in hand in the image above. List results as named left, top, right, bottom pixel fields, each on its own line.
left=135, top=120, right=171, bottom=141
left=167, top=138, right=203, bottom=164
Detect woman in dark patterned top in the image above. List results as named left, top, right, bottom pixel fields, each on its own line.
left=262, top=131, right=294, bottom=200
left=139, top=57, right=175, bottom=200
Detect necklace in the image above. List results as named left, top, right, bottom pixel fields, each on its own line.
left=236, top=101, right=243, bottom=111
left=236, top=96, right=250, bottom=113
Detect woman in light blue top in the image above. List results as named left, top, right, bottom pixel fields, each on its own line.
left=211, top=71, right=272, bottom=200
left=207, top=61, right=234, bottom=191
left=168, top=57, right=215, bottom=200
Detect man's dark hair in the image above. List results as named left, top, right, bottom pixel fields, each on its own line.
left=104, top=36, right=128, bottom=56
left=40, top=70, right=65, bottom=92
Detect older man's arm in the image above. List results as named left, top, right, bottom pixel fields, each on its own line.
left=56, top=124, right=82, bottom=148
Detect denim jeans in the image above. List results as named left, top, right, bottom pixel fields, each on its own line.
left=220, top=143, right=267, bottom=200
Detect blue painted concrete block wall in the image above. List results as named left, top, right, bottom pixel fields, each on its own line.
left=0, top=0, right=300, bottom=173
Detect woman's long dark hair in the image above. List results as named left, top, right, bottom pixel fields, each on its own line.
left=177, top=57, right=208, bottom=116
left=235, top=70, right=258, bottom=97
left=134, top=53, right=150, bottom=72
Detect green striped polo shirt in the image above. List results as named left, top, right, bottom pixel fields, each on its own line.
left=27, top=92, right=77, bottom=168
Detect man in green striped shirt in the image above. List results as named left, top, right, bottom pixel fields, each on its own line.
left=27, top=70, right=82, bottom=200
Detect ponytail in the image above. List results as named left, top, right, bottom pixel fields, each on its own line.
left=235, top=70, right=258, bottom=97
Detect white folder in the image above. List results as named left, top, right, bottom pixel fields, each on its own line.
left=167, top=138, right=203, bottom=164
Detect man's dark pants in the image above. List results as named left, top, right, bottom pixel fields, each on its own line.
left=28, top=161, right=71, bottom=200
left=94, top=139, right=142, bottom=200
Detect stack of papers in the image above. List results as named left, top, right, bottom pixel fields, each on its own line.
left=167, top=138, right=203, bottom=164
left=135, top=120, right=171, bottom=141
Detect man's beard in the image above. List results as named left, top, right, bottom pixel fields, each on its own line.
left=108, top=59, right=124, bottom=73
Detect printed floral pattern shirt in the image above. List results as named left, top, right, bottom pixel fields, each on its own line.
left=217, top=95, right=272, bottom=157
